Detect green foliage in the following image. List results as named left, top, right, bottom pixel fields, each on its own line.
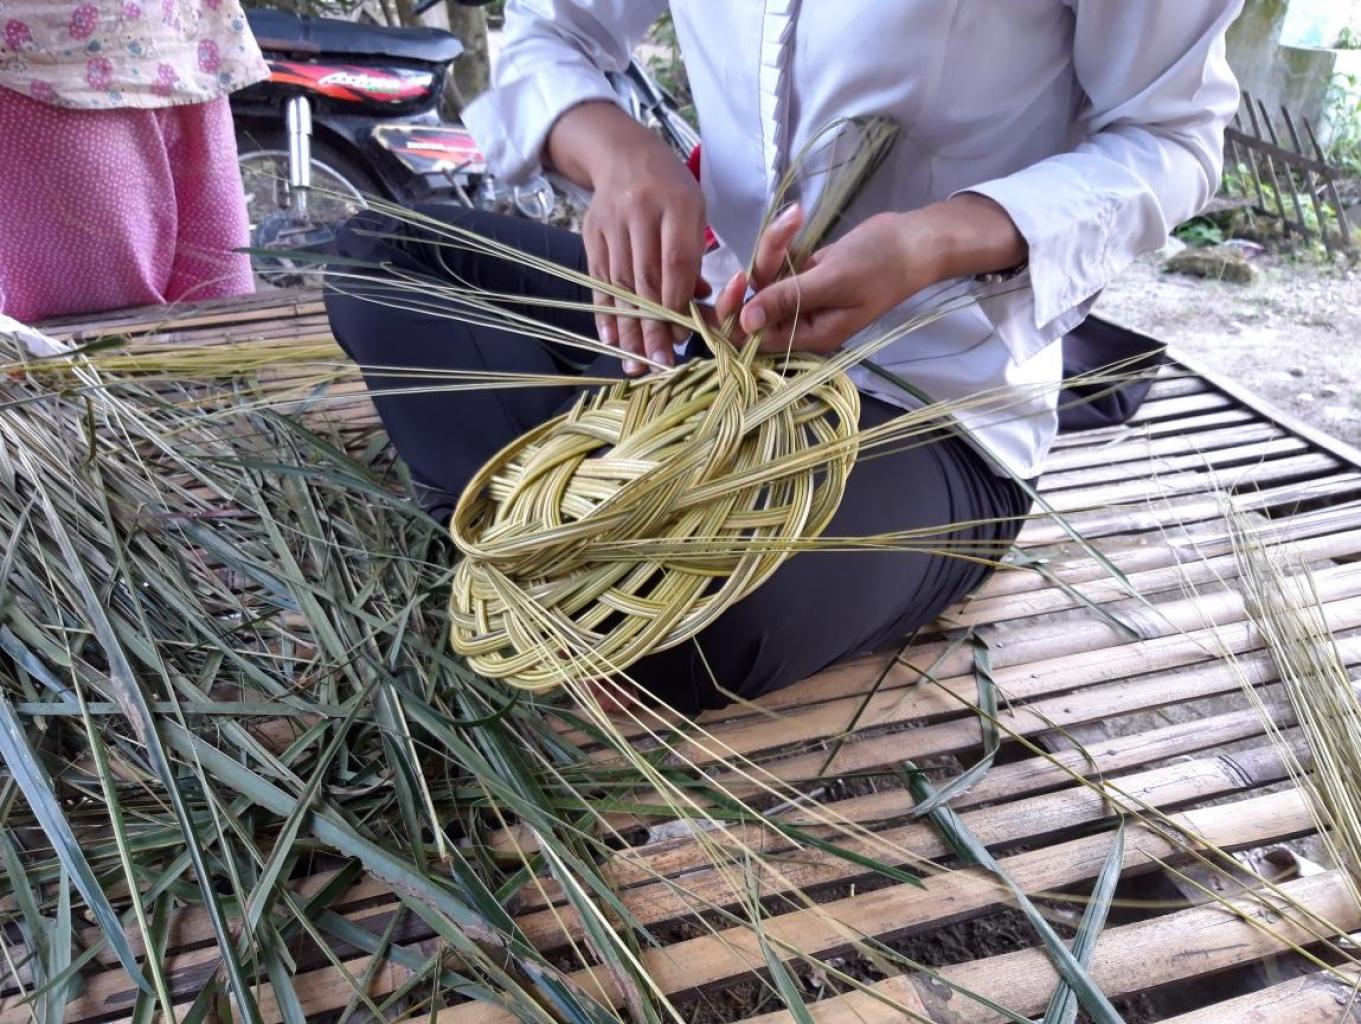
left=645, top=13, right=697, bottom=128
left=1338, top=26, right=1361, bottom=50
left=1174, top=218, right=1226, bottom=249
left=1326, top=72, right=1361, bottom=178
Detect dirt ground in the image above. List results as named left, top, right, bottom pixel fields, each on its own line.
left=1096, top=252, right=1361, bottom=448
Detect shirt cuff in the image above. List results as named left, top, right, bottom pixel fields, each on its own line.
left=463, top=63, right=621, bottom=184
left=974, top=276, right=1094, bottom=365
left=960, top=164, right=1121, bottom=334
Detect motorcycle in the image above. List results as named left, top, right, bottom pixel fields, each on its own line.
left=232, top=2, right=697, bottom=284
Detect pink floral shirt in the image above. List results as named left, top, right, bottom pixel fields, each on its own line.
left=0, top=0, right=268, bottom=109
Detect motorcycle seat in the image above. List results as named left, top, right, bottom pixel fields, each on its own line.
left=247, top=8, right=464, bottom=65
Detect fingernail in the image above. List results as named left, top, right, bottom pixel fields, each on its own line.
left=599, top=321, right=617, bottom=346
left=742, top=305, right=766, bottom=332
left=653, top=347, right=674, bottom=368
left=725, top=270, right=745, bottom=295
left=624, top=359, right=642, bottom=375
left=774, top=202, right=801, bottom=227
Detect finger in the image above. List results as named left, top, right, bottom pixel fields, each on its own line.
left=632, top=220, right=676, bottom=369
left=740, top=260, right=838, bottom=337
left=608, top=232, right=646, bottom=376
left=713, top=270, right=747, bottom=332
left=757, top=308, right=859, bottom=354
left=583, top=228, right=617, bottom=349
left=659, top=210, right=704, bottom=344
left=751, top=203, right=805, bottom=289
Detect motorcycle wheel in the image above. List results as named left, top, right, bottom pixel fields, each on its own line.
left=235, top=129, right=378, bottom=289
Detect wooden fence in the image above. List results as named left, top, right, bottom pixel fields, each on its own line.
left=1223, top=91, right=1354, bottom=255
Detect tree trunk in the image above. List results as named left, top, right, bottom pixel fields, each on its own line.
left=443, top=3, right=490, bottom=107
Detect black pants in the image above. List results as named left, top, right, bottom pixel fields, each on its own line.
left=324, top=206, right=1031, bottom=714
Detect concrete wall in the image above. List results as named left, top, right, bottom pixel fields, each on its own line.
left=1227, top=0, right=1339, bottom=127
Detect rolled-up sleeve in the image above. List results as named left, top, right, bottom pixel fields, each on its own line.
left=963, top=0, right=1242, bottom=359
left=462, top=0, right=666, bottom=183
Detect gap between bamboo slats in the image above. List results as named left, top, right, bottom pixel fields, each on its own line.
left=437, top=788, right=1316, bottom=1024
left=737, top=871, right=1361, bottom=1024
left=1047, top=407, right=1257, bottom=451
left=981, top=499, right=1361, bottom=602
left=1038, top=436, right=1309, bottom=493
left=44, top=738, right=1300, bottom=1022
left=641, top=616, right=1361, bottom=800
left=1155, top=969, right=1361, bottom=1024
left=1042, top=420, right=1285, bottom=474
left=592, top=557, right=1361, bottom=748
left=58, top=787, right=1319, bottom=1024
left=46, top=697, right=1292, bottom=997
left=1018, top=472, right=1361, bottom=547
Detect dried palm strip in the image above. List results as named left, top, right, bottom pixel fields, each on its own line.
left=44, top=292, right=326, bottom=338
left=55, top=739, right=1292, bottom=1021
left=569, top=573, right=1361, bottom=765
left=695, top=604, right=1361, bottom=787
left=436, top=788, right=1315, bottom=1024
left=667, top=502, right=1360, bottom=735
left=52, top=709, right=1293, bottom=996
left=624, top=624, right=1361, bottom=813
left=509, top=745, right=1294, bottom=951
left=1044, top=421, right=1285, bottom=473
left=1048, top=407, right=1257, bottom=450
left=775, top=705, right=1290, bottom=829
left=738, top=870, right=1361, bottom=1024
left=1018, top=472, right=1361, bottom=546
left=591, top=559, right=1361, bottom=746
left=516, top=714, right=1298, bottom=913
left=68, top=787, right=1315, bottom=1024
left=1040, top=436, right=1310, bottom=492
left=954, top=527, right=1361, bottom=627
left=1042, top=452, right=1341, bottom=513
left=981, top=500, right=1360, bottom=601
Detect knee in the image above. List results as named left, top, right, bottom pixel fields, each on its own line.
left=332, top=209, right=405, bottom=264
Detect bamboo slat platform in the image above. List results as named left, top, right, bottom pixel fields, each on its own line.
left=27, top=290, right=1361, bottom=1024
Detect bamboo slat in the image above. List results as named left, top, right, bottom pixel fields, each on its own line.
left=50, top=745, right=1297, bottom=1024
left=1157, top=971, right=1361, bottom=1024
left=22, top=303, right=1361, bottom=1024
left=738, top=871, right=1361, bottom=1024
left=439, top=789, right=1316, bottom=1024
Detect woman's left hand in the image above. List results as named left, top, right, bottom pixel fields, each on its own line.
left=722, top=194, right=1027, bottom=354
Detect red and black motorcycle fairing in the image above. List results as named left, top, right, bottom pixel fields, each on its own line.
left=371, top=124, right=487, bottom=177
left=263, top=59, right=437, bottom=110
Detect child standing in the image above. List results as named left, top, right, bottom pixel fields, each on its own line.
left=0, top=1, right=268, bottom=323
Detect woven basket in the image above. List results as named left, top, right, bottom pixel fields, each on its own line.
left=448, top=336, right=860, bottom=691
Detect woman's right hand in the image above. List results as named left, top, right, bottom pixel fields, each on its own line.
left=546, top=101, right=708, bottom=375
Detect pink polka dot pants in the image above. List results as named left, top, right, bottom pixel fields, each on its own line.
left=0, top=87, right=255, bottom=323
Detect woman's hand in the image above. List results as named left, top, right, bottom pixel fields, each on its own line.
left=731, top=193, right=1029, bottom=354
left=546, top=102, right=708, bottom=375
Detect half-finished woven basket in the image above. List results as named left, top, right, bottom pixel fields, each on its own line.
left=448, top=335, right=860, bottom=691
left=449, top=116, right=899, bottom=691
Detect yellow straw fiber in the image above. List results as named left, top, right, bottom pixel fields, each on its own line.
left=449, top=332, right=860, bottom=691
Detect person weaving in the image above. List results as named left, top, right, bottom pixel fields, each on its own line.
left=325, top=1, right=1242, bottom=714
